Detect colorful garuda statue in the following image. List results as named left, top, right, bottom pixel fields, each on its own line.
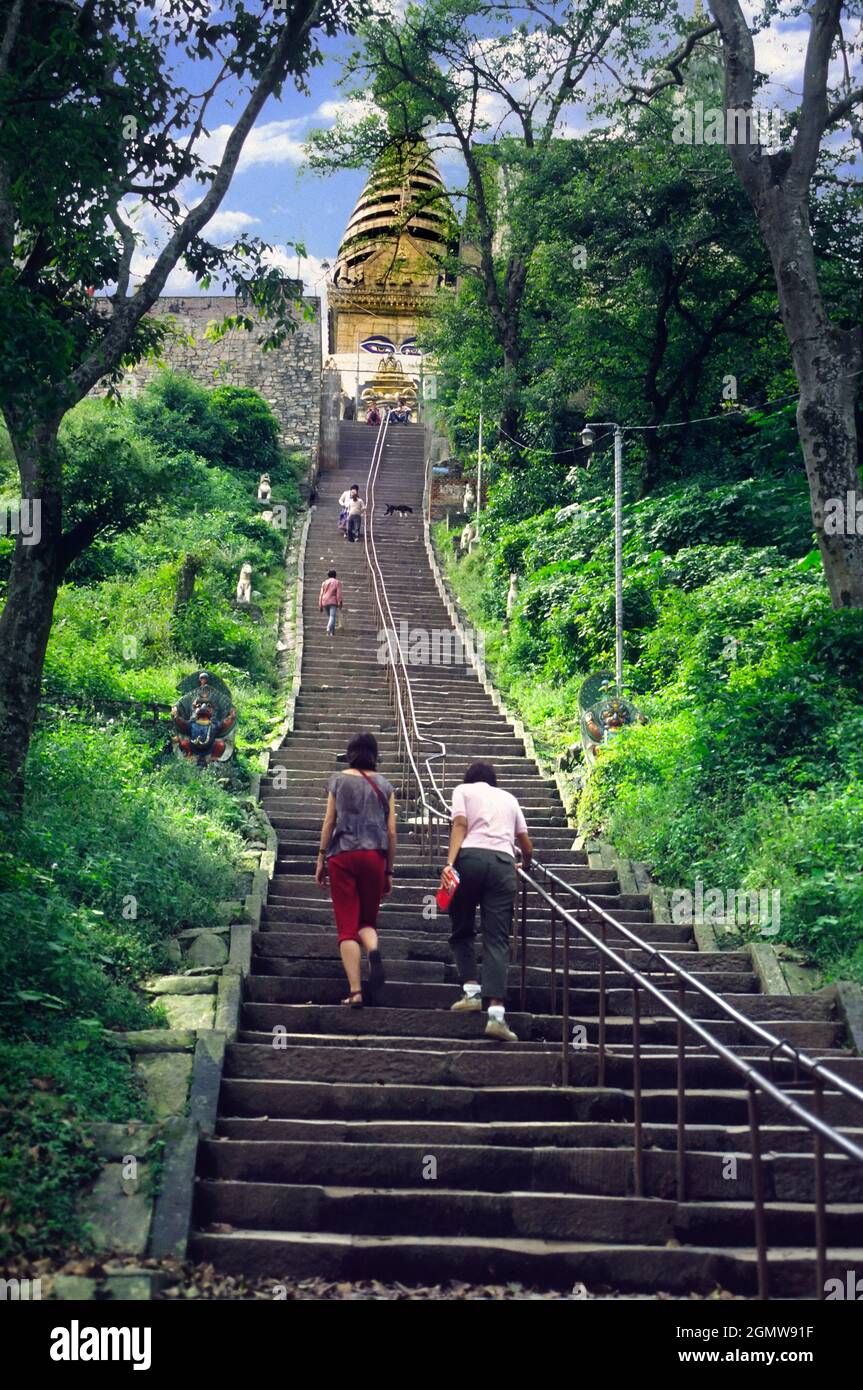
left=579, top=672, right=647, bottom=767
left=171, top=671, right=237, bottom=765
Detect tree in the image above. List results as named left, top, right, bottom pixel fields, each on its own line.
left=422, top=117, right=789, bottom=494
left=307, top=0, right=679, bottom=443
left=639, top=3, right=863, bottom=606
left=0, top=0, right=360, bottom=799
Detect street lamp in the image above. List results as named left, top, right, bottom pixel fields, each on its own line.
left=580, top=422, right=625, bottom=693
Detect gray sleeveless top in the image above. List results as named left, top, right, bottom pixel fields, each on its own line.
left=326, top=771, right=393, bottom=858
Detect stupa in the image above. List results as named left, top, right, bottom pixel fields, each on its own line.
left=326, top=140, right=455, bottom=411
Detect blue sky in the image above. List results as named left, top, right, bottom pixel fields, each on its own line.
left=132, top=4, right=853, bottom=305
left=131, top=25, right=374, bottom=301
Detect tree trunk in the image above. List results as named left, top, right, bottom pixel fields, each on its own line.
left=0, top=423, right=63, bottom=805
left=173, top=553, right=200, bottom=613
left=497, top=310, right=524, bottom=457
left=754, top=185, right=863, bottom=606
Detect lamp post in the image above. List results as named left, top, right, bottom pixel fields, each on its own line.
left=580, top=422, right=625, bottom=692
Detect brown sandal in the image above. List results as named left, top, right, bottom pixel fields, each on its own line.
left=342, top=991, right=364, bottom=1008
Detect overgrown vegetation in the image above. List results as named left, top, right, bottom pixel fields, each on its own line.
left=0, top=374, right=303, bottom=1256
left=438, top=403, right=863, bottom=980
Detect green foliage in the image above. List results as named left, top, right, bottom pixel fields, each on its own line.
left=210, top=385, right=283, bottom=471
left=0, top=716, right=256, bottom=1255
left=1, top=371, right=300, bottom=1254
left=0, top=1031, right=144, bottom=1257
left=128, top=374, right=230, bottom=467
left=439, top=455, right=863, bottom=980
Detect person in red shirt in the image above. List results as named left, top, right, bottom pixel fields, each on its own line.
left=319, top=569, right=342, bottom=636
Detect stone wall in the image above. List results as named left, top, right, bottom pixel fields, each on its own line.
left=93, top=295, right=322, bottom=457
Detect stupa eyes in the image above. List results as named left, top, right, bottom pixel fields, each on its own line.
left=361, top=335, right=396, bottom=354
left=360, top=335, right=424, bottom=356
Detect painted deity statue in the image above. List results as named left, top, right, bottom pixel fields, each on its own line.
left=172, top=671, right=237, bottom=765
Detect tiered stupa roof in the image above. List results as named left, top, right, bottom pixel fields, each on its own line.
left=329, top=141, right=455, bottom=314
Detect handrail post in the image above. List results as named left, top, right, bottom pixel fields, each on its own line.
left=519, top=875, right=528, bottom=1012
left=598, top=916, right=607, bottom=1089
left=632, top=981, right=644, bottom=1197
left=747, top=1083, right=769, bottom=1299
left=676, top=978, right=687, bottom=1202
left=561, top=915, right=571, bottom=1088
left=549, top=901, right=557, bottom=1015
left=813, top=1075, right=827, bottom=1299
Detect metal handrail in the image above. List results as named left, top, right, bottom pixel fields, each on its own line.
left=366, top=421, right=449, bottom=811
left=363, top=432, right=863, bottom=1296
left=361, top=417, right=450, bottom=857
left=515, top=859, right=863, bottom=1299
left=529, top=854, right=863, bottom=1108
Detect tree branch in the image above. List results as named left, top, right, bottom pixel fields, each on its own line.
left=69, top=2, right=325, bottom=402
left=627, top=20, right=720, bottom=103
left=792, top=0, right=844, bottom=184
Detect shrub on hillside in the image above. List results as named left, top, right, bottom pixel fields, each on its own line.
left=210, top=384, right=282, bottom=471
left=128, top=372, right=229, bottom=465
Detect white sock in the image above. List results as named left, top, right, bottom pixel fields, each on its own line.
left=488, top=1004, right=505, bottom=1022
left=464, top=983, right=481, bottom=998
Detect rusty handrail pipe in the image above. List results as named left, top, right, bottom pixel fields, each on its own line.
left=364, top=417, right=448, bottom=812
left=361, top=418, right=450, bottom=849
left=365, top=423, right=449, bottom=814
left=528, top=854, right=863, bottom=1112
left=518, top=864, right=863, bottom=1164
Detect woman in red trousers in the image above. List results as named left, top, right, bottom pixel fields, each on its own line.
left=315, top=731, right=397, bottom=1007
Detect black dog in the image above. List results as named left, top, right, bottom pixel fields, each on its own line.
left=385, top=503, right=414, bottom=516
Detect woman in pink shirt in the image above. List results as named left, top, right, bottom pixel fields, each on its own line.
left=319, top=569, right=342, bottom=637
left=440, top=761, right=533, bottom=1042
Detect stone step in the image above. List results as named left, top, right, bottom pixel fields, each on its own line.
left=195, top=1179, right=863, bottom=1247
left=251, top=955, right=756, bottom=995
left=258, top=908, right=686, bottom=938
left=250, top=939, right=748, bottom=983
left=188, top=1227, right=863, bottom=1297
left=214, top=1114, right=862, bottom=1155
left=223, top=1038, right=855, bottom=1096
left=218, top=1076, right=862, bottom=1129
left=197, top=1137, right=860, bottom=1204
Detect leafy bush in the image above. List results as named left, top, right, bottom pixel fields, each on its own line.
left=437, top=464, right=863, bottom=981
left=0, top=371, right=302, bottom=1255
left=211, top=384, right=282, bottom=471
left=127, top=372, right=229, bottom=465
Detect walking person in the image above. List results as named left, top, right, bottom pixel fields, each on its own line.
left=315, top=732, right=396, bottom=1007
left=338, top=482, right=358, bottom=539
left=319, top=568, right=342, bottom=637
left=441, top=761, right=533, bottom=1041
left=345, top=485, right=366, bottom=543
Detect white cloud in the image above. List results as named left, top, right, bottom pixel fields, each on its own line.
left=196, top=118, right=309, bottom=171
left=315, top=96, right=379, bottom=124
left=260, top=245, right=333, bottom=297
left=203, top=209, right=260, bottom=239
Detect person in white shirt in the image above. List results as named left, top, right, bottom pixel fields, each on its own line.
left=340, top=485, right=366, bottom=542
left=440, top=761, right=533, bottom=1041
left=338, top=482, right=360, bottom=540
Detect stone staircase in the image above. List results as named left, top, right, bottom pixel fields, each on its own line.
left=191, top=420, right=863, bottom=1296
